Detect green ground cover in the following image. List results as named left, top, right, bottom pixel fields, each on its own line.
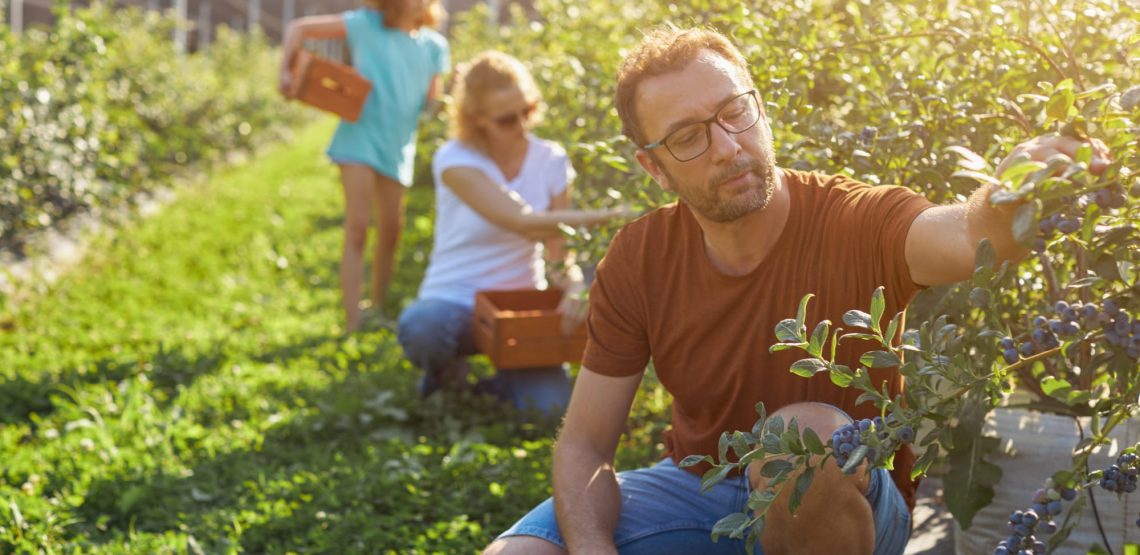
left=0, top=118, right=669, bottom=553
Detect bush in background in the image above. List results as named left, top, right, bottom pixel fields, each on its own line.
left=0, top=3, right=305, bottom=255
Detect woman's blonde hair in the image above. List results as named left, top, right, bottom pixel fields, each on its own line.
left=362, top=0, right=446, bottom=29
left=449, top=51, right=544, bottom=153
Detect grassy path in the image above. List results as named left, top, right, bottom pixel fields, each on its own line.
left=0, top=119, right=669, bottom=554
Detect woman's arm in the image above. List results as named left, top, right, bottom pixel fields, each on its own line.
left=545, top=189, right=590, bottom=334
left=440, top=167, right=624, bottom=241
left=279, top=15, right=349, bottom=96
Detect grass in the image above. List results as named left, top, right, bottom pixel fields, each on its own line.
left=0, top=118, right=670, bottom=554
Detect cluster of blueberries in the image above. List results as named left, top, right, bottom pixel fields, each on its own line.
left=994, top=453, right=1140, bottom=554
left=829, top=416, right=914, bottom=470
left=1032, top=186, right=1125, bottom=252
left=993, top=481, right=1077, bottom=555
left=1099, top=452, right=1139, bottom=495
left=999, top=299, right=1139, bottom=364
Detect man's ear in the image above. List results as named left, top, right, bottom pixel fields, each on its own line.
left=635, top=149, right=673, bottom=192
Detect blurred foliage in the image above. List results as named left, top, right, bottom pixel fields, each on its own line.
left=0, top=3, right=305, bottom=255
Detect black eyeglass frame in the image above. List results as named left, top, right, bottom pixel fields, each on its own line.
left=640, top=90, right=761, bottom=163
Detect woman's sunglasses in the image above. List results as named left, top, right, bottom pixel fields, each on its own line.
left=491, top=103, right=538, bottom=128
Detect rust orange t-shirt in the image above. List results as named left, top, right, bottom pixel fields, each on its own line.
left=582, top=169, right=935, bottom=510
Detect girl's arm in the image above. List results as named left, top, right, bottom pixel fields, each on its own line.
left=279, top=15, right=349, bottom=96
left=440, top=167, right=624, bottom=242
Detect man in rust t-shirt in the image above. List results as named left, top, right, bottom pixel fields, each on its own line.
left=486, top=27, right=1106, bottom=555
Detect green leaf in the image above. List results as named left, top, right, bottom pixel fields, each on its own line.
left=1046, top=86, right=1075, bottom=120
left=789, top=466, right=815, bottom=515
left=945, top=145, right=987, bottom=171
left=843, top=310, right=874, bottom=330
left=1011, top=203, right=1038, bottom=244
left=781, top=430, right=805, bottom=455
left=747, top=489, right=776, bottom=513
left=769, top=342, right=808, bottom=353
left=997, top=159, right=1047, bottom=187
left=739, top=448, right=767, bottom=466
left=679, top=454, right=713, bottom=468
left=968, top=287, right=991, bottom=308
left=711, top=512, right=750, bottom=541
left=790, top=358, right=829, bottom=378
left=795, top=294, right=814, bottom=330
left=808, top=320, right=830, bottom=358
left=775, top=318, right=803, bottom=343
left=760, top=459, right=794, bottom=478
left=911, top=444, right=940, bottom=480
left=973, top=238, right=996, bottom=272
left=842, top=445, right=868, bottom=474
left=884, top=314, right=901, bottom=346
left=860, top=350, right=900, bottom=369
left=766, top=416, right=785, bottom=437
left=829, top=364, right=854, bottom=387
left=952, top=170, right=1002, bottom=187
left=718, top=433, right=730, bottom=463
left=870, top=287, right=885, bottom=334
left=802, top=428, right=825, bottom=455
left=731, top=431, right=752, bottom=458
left=700, top=464, right=734, bottom=492
left=1041, top=377, right=1073, bottom=397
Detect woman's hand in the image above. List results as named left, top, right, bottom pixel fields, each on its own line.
left=556, top=270, right=588, bottom=336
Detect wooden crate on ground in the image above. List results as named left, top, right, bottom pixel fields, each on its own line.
left=473, top=289, right=587, bottom=370
left=286, top=50, right=372, bottom=122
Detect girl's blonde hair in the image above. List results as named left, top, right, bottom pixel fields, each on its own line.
left=449, top=51, right=544, bottom=153
left=362, top=0, right=445, bottom=29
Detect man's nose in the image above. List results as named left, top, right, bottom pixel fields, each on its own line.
left=707, top=122, right=742, bottom=164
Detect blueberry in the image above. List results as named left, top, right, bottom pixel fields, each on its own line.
left=1040, top=520, right=1057, bottom=534
left=1034, top=315, right=1049, bottom=328
left=1061, top=487, right=1077, bottom=501
left=1063, top=307, right=1079, bottom=322
left=1021, top=342, right=1036, bottom=357
left=1000, top=337, right=1016, bottom=349
left=898, top=426, right=915, bottom=443
left=1055, top=301, right=1070, bottom=314
left=1003, top=348, right=1019, bottom=364
left=1047, top=500, right=1063, bottom=515
left=1057, top=219, right=1079, bottom=234
left=1083, top=305, right=1098, bottom=319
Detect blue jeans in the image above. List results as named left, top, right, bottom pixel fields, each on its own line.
left=497, top=458, right=911, bottom=555
left=397, top=297, right=572, bottom=419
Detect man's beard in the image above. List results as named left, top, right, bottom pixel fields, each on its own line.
left=661, top=134, right=777, bottom=223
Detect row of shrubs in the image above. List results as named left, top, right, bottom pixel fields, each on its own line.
left=0, top=3, right=305, bottom=255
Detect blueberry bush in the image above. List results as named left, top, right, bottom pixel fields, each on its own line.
left=0, top=3, right=305, bottom=256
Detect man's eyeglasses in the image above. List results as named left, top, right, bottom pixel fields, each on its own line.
left=641, top=90, right=761, bottom=162
left=491, top=103, right=538, bottom=128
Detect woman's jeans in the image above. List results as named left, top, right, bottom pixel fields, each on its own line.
left=397, top=297, right=572, bottom=419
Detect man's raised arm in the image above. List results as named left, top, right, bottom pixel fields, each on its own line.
left=553, top=366, right=643, bottom=554
left=905, top=135, right=1111, bottom=287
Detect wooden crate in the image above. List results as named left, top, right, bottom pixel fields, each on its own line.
left=286, top=50, right=372, bottom=123
left=473, top=289, right=588, bottom=370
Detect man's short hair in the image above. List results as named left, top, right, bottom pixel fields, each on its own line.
left=615, top=26, right=752, bottom=148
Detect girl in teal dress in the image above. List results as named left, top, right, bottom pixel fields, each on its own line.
left=279, top=0, right=450, bottom=332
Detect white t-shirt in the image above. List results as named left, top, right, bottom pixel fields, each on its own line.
left=417, top=136, right=576, bottom=308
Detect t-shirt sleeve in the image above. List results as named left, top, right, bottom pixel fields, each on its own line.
left=548, top=145, right=575, bottom=197
left=432, top=143, right=491, bottom=186
left=582, top=229, right=651, bottom=377
left=850, top=182, right=936, bottom=303
left=432, top=35, right=450, bottom=75
left=342, top=9, right=372, bottom=53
